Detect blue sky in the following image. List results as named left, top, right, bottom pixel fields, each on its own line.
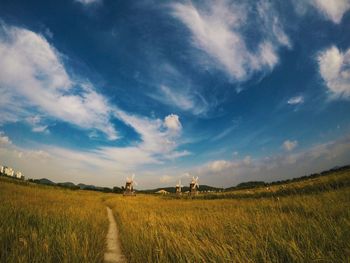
left=0, top=0, right=350, bottom=188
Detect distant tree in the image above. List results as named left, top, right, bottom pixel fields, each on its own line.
left=112, top=186, right=123, bottom=193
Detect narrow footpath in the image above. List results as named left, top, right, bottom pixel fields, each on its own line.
left=104, top=207, right=127, bottom=263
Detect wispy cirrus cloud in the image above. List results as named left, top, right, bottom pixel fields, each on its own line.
left=149, top=85, right=208, bottom=116
left=146, top=63, right=210, bottom=116
left=26, top=116, right=49, bottom=133
left=170, top=0, right=290, bottom=81
left=287, top=96, right=304, bottom=105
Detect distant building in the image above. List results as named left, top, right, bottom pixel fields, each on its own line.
left=4, top=166, right=14, bottom=177
left=0, top=165, right=24, bottom=180
left=15, top=171, right=23, bottom=179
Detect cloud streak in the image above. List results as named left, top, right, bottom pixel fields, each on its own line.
left=171, top=0, right=290, bottom=81
left=287, top=96, right=304, bottom=105
left=0, top=24, right=118, bottom=140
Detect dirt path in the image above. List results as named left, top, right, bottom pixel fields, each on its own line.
left=104, top=207, right=127, bottom=263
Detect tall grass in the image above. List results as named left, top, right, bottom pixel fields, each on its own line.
left=0, top=177, right=108, bottom=262
left=106, top=171, right=350, bottom=262
left=1, top=170, right=350, bottom=262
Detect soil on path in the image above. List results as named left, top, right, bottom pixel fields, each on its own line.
left=104, top=207, right=127, bottom=263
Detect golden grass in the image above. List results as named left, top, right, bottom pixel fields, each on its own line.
left=105, top=171, right=350, bottom=262
left=0, top=177, right=108, bottom=263
left=1, top=170, right=350, bottom=262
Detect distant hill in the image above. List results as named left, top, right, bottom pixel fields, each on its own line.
left=57, top=182, right=79, bottom=189
left=225, top=181, right=266, bottom=191
left=32, top=178, right=56, bottom=185
left=225, top=165, right=350, bottom=192
left=77, top=183, right=98, bottom=190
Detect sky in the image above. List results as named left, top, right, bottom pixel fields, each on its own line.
left=0, top=0, right=350, bottom=189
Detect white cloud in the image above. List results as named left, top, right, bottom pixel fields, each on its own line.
left=159, top=175, right=173, bottom=183
left=0, top=132, right=11, bottom=145
left=211, top=127, right=235, bottom=141
left=0, top=24, right=118, bottom=140
left=318, top=46, right=350, bottom=99
left=159, top=85, right=194, bottom=111
left=164, top=114, right=182, bottom=133
left=32, top=125, right=49, bottom=133
left=283, top=140, right=298, bottom=151
left=208, top=160, right=232, bottom=172
left=171, top=0, right=290, bottom=81
left=0, top=23, right=189, bottom=179
left=190, top=135, right=350, bottom=187
left=149, top=85, right=208, bottom=116
left=146, top=63, right=210, bottom=116
left=287, top=96, right=304, bottom=105
left=26, top=116, right=49, bottom=133
left=311, top=0, right=350, bottom=24
left=2, top=133, right=349, bottom=188
left=115, top=110, right=181, bottom=155
left=75, top=0, right=101, bottom=5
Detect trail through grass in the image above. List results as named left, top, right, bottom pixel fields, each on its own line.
left=1, top=169, right=350, bottom=262
left=105, top=170, right=350, bottom=263
left=104, top=207, right=127, bottom=263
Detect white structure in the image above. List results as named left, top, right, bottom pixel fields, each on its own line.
left=124, top=174, right=137, bottom=196
left=15, top=171, right=23, bottom=179
left=175, top=179, right=183, bottom=196
left=189, top=176, right=199, bottom=196
left=4, top=166, right=14, bottom=177
left=0, top=165, right=3, bottom=174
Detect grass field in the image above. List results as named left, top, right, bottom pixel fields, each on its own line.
left=105, top=169, right=350, bottom=263
left=1, top=169, right=350, bottom=262
left=0, top=177, right=107, bottom=263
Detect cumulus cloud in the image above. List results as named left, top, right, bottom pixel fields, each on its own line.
left=283, top=140, right=298, bottom=151
left=0, top=24, right=118, bottom=140
left=287, top=96, right=304, bottom=105
left=311, top=0, right=350, bottom=24
left=171, top=0, right=290, bottom=81
left=318, top=46, right=350, bottom=99
left=164, top=114, right=182, bottom=133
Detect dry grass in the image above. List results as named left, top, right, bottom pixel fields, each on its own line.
left=1, top=170, right=350, bottom=262
left=0, top=177, right=108, bottom=263
left=105, top=171, right=350, bottom=263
